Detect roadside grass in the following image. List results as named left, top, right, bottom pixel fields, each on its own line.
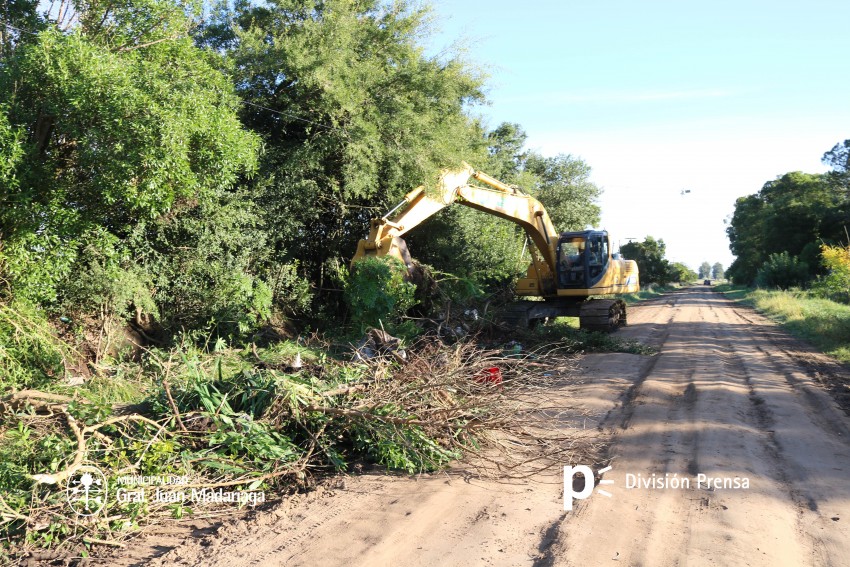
left=714, top=284, right=850, bottom=364
left=712, top=283, right=750, bottom=302
left=618, top=283, right=677, bottom=305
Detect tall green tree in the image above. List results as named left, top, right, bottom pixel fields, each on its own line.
left=823, top=140, right=850, bottom=174
left=621, top=236, right=672, bottom=285
left=669, top=262, right=697, bottom=283
left=484, top=122, right=530, bottom=182
left=824, top=139, right=850, bottom=195
left=0, top=0, right=41, bottom=59
left=711, top=262, right=724, bottom=280
left=698, top=261, right=712, bottom=279
left=207, top=0, right=486, bottom=287
left=0, top=0, right=264, bottom=338
left=524, top=153, right=601, bottom=231
left=726, top=163, right=848, bottom=285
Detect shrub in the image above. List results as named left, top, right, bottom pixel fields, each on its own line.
left=756, top=252, right=810, bottom=289
left=344, top=257, right=417, bottom=333
left=0, top=301, right=68, bottom=389
left=812, top=243, right=850, bottom=303
left=59, top=231, right=158, bottom=324
left=267, top=261, right=313, bottom=315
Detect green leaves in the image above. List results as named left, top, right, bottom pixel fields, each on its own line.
left=525, top=152, right=601, bottom=231
left=756, top=252, right=810, bottom=290
left=812, top=244, right=850, bottom=303
left=0, top=16, right=262, bottom=334
left=221, top=0, right=486, bottom=278
left=621, top=236, right=674, bottom=286
left=344, top=256, right=417, bottom=333
left=727, top=166, right=847, bottom=285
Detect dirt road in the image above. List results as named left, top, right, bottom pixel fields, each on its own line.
left=118, top=286, right=850, bottom=566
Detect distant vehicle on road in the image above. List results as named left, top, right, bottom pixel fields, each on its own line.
left=704, top=279, right=711, bottom=285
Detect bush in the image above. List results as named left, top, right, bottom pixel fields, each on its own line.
left=59, top=231, right=158, bottom=324
left=812, top=243, right=850, bottom=304
left=120, top=192, right=274, bottom=343
left=756, top=252, right=810, bottom=289
left=344, top=257, right=417, bottom=333
left=267, top=261, right=313, bottom=315
left=0, top=301, right=69, bottom=389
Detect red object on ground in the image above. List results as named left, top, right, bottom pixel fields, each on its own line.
left=475, top=367, right=502, bottom=385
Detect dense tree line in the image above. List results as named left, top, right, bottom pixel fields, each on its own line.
left=0, top=0, right=602, bottom=344
left=619, top=237, right=697, bottom=285
left=726, top=141, right=850, bottom=291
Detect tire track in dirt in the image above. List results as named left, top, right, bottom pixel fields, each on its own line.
left=712, top=306, right=831, bottom=560
left=701, top=289, right=849, bottom=563
left=549, top=286, right=850, bottom=567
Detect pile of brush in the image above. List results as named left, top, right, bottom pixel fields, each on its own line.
left=0, top=332, right=600, bottom=556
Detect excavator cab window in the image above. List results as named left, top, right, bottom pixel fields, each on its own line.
left=587, top=233, right=609, bottom=284
left=557, top=236, right=587, bottom=288
left=557, top=231, right=610, bottom=289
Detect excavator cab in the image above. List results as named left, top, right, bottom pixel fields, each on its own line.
left=556, top=230, right=610, bottom=289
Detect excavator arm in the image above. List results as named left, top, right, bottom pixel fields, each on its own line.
left=352, top=162, right=560, bottom=293
left=352, top=162, right=639, bottom=331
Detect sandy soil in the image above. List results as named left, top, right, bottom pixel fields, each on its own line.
left=104, top=286, right=850, bottom=566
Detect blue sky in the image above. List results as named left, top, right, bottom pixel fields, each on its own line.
left=426, top=0, right=850, bottom=271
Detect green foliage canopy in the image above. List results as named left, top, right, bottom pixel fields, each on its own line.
left=669, top=262, right=697, bottom=283
left=711, top=262, right=724, bottom=280
left=813, top=243, right=850, bottom=304
left=344, top=257, right=417, bottom=333
left=621, top=236, right=673, bottom=286
left=0, top=3, right=264, bottom=338
left=726, top=150, right=850, bottom=286
left=756, top=252, right=810, bottom=290
left=209, top=0, right=486, bottom=281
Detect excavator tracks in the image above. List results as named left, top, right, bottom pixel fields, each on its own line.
left=498, top=298, right=627, bottom=332
left=578, top=298, right=627, bottom=332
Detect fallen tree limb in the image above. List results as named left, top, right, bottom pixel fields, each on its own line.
left=320, top=383, right=367, bottom=397
left=0, top=389, right=80, bottom=415
left=29, top=412, right=85, bottom=485
left=29, top=413, right=169, bottom=485
left=83, top=536, right=126, bottom=548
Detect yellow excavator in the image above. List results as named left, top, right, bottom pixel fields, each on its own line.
left=351, top=163, right=640, bottom=331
